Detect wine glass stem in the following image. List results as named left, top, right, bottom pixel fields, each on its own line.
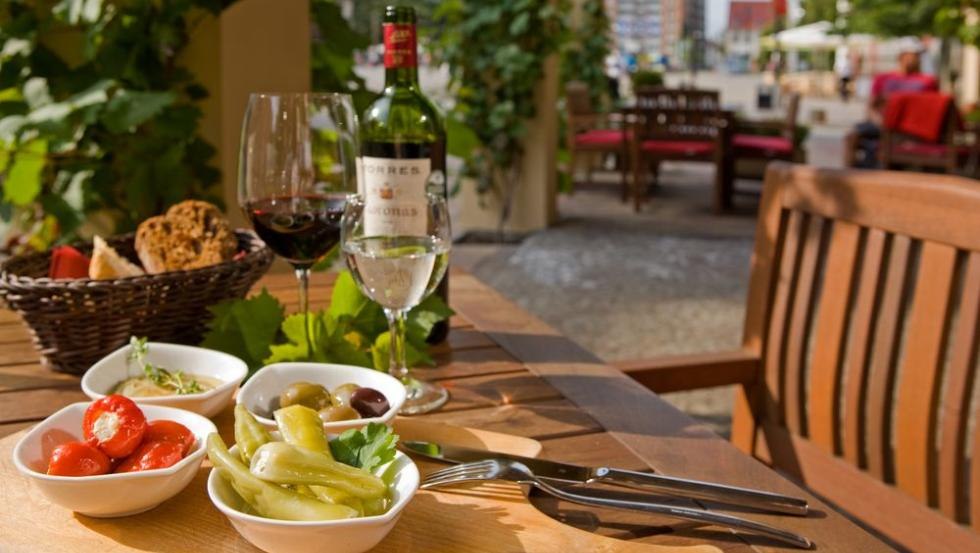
left=384, top=308, right=409, bottom=381
left=295, top=267, right=313, bottom=354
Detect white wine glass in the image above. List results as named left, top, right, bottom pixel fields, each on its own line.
left=340, top=193, right=451, bottom=415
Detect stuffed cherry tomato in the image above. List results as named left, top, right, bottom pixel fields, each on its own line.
left=83, top=395, right=147, bottom=458
left=114, top=441, right=184, bottom=473
left=143, top=420, right=195, bottom=455
left=47, top=441, right=112, bottom=476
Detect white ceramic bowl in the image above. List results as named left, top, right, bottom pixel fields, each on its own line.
left=237, top=363, right=406, bottom=432
left=208, top=446, right=418, bottom=553
left=12, top=402, right=217, bottom=517
left=81, top=342, right=248, bottom=418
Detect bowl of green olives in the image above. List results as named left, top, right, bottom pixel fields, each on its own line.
left=236, top=363, right=406, bottom=432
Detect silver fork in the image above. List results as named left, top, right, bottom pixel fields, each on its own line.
left=422, top=459, right=813, bottom=550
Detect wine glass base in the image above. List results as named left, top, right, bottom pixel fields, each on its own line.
left=399, top=377, right=449, bottom=415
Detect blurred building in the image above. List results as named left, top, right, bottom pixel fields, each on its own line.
left=724, top=0, right=776, bottom=73
left=606, top=0, right=706, bottom=69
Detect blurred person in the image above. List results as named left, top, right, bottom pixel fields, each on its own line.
left=845, top=39, right=938, bottom=168
left=604, top=52, right=621, bottom=100
left=835, top=44, right=852, bottom=102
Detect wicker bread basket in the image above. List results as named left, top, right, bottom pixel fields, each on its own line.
left=0, top=230, right=273, bottom=375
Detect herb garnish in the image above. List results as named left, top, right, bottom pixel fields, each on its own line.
left=329, top=422, right=399, bottom=473
left=128, top=336, right=204, bottom=395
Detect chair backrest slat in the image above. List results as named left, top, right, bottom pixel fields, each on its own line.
left=863, top=233, right=911, bottom=482
left=894, top=242, right=958, bottom=503
left=808, top=221, right=861, bottom=454
left=939, top=252, right=980, bottom=520
left=763, top=210, right=806, bottom=425
left=783, top=215, right=824, bottom=436
left=565, top=81, right=593, bottom=117
left=841, top=228, right=888, bottom=467
left=741, top=164, right=980, bottom=549
left=635, top=87, right=719, bottom=111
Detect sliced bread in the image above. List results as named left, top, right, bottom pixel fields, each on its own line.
left=88, top=235, right=145, bottom=280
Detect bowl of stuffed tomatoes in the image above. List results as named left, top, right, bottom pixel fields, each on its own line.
left=12, top=395, right=216, bottom=517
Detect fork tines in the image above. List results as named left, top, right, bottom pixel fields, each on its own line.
left=420, top=460, right=498, bottom=489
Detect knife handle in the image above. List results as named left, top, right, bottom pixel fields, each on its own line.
left=532, top=478, right=813, bottom=549
left=595, top=468, right=809, bottom=516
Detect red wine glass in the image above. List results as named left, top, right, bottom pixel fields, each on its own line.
left=238, top=93, right=358, bottom=352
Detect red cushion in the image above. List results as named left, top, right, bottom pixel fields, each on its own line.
left=894, top=141, right=971, bottom=158
left=574, top=129, right=628, bottom=147
left=640, top=139, right=714, bottom=156
left=884, top=92, right=957, bottom=142
left=733, top=134, right=793, bottom=155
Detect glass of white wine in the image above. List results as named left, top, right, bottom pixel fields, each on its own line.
left=340, top=193, right=451, bottom=415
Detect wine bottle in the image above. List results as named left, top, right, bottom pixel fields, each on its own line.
left=359, top=5, right=449, bottom=344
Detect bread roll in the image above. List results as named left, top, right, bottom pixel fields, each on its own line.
left=135, top=200, right=237, bottom=274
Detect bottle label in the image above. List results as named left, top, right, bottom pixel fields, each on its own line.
left=358, top=156, right=430, bottom=236
left=383, top=23, right=417, bottom=69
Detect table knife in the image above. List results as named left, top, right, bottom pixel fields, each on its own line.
left=402, top=440, right=808, bottom=516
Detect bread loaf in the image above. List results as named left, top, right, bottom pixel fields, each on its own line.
left=135, top=200, right=237, bottom=274
left=89, top=236, right=145, bottom=280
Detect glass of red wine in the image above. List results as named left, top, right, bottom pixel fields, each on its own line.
left=239, top=93, right=358, bottom=352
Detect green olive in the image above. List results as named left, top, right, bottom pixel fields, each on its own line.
left=330, top=383, right=361, bottom=407
left=279, top=381, right=331, bottom=411
left=318, top=405, right=361, bottom=422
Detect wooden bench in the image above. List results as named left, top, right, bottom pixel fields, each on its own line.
left=618, top=163, right=980, bottom=552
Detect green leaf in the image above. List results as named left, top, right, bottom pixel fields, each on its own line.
left=0, top=116, right=26, bottom=143
left=201, top=289, right=286, bottom=373
left=446, top=114, right=479, bottom=161
left=327, top=271, right=368, bottom=318
left=265, top=310, right=373, bottom=368
left=310, top=243, right=340, bottom=272
left=370, top=331, right=432, bottom=372
left=67, top=79, right=114, bottom=110
left=407, top=293, right=454, bottom=346
left=22, top=78, right=51, bottom=109
left=3, top=139, right=46, bottom=206
left=102, top=90, right=176, bottom=133
left=328, top=271, right=387, bottom=338
left=54, top=0, right=103, bottom=25
left=328, top=423, right=399, bottom=472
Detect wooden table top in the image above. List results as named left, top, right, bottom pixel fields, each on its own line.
left=0, top=269, right=890, bottom=552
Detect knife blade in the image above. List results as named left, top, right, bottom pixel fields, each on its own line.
left=403, top=440, right=808, bottom=516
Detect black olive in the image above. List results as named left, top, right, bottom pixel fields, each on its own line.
left=350, top=387, right=390, bottom=418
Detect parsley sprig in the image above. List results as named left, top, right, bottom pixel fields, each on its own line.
left=329, top=423, right=399, bottom=473
left=128, top=336, right=205, bottom=395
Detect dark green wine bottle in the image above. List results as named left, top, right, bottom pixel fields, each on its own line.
left=360, top=5, right=449, bottom=344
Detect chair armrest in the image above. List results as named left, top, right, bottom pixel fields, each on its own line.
left=615, top=350, right=761, bottom=393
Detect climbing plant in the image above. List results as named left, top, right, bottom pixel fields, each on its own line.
left=560, top=0, right=611, bottom=109
left=310, top=0, right=375, bottom=113
left=0, top=0, right=238, bottom=253
left=433, top=0, right=569, bottom=229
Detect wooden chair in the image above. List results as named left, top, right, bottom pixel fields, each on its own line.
left=617, top=163, right=980, bottom=553
left=627, top=105, right=734, bottom=213
left=733, top=92, right=802, bottom=165
left=565, top=81, right=629, bottom=200
left=635, top=87, right=720, bottom=111
left=880, top=93, right=973, bottom=175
